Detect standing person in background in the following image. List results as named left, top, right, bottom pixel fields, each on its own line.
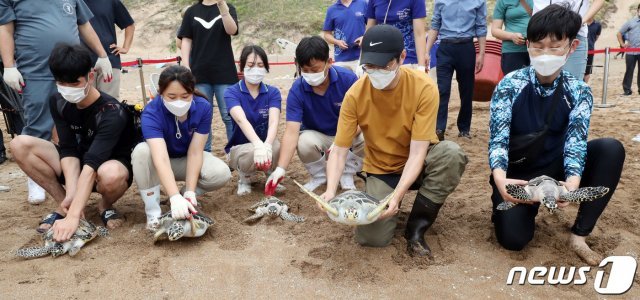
left=492, top=0, right=533, bottom=74
left=426, top=0, right=487, bottom=141
left=583, top=20, right=601, bottom=83
left=0, top=0, right=114, bottom=205
left=179, top=0, right=238, bottom=149
left=618, top=4, right=640, bottom=96
left=176, top=6, right=190, bottom=50
left=533, top=0, right=605, bottom=80
left=365, top=0, right=428, bottom=71
left=322, top=0, right=368, bottom=74
left=84, top=0, right=135, bottom=99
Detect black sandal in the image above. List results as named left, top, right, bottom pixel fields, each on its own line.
left=37, top=212, right=64, bottom=233
left=100, top=208, right=124, bottom=227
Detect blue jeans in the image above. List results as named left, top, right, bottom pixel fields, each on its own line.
left=195, top=83, right=233, bottom=151
left=563, top=35, right=587, bottom=80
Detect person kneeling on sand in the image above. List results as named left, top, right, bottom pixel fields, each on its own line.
left=487, top=4, right=625, bottom=266
left=10, top=44, right=135, bottom=238
left=131, top=65, right=231, bottom=231
left=318, top=25, right=468, bottom=257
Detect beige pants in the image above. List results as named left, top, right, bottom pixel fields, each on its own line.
left=334, top=60, right=364, bottom=78
left=355, top=141, right=468, bottom=247
left=229, top=140, right=281, bottom=173
left=131, top=142, right=231, bottom=191
left=94, top=68, right=121, bottom=99
left=297, top=130, right=365, bottom=163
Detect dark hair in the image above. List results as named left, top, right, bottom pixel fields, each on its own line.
left=295, top=36, right=329, bottom=69
left=240, top=45, right=270, bottom=72
left=48, top=43, right=93, bottom=83
left=157, top=65, right=207, bottom=99
left=527, top=4, right=582, bottom=43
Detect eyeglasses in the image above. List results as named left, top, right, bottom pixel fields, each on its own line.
left=527, top=43, right=571, bottom=56
left=362, top=61, right=398, bottom=74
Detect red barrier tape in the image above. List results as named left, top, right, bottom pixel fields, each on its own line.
left=587, top=48, right=640, bottom=55
left=121, top=57, right=180, bottom=67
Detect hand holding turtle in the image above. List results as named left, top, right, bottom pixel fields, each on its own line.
left=496, top=177, right=530, bottom=205
left=378, top=191, right=402, bottom=220
left=52, top=216, right=80, bottom=242
left=170, top=194, right=197, bottom=220
left=318, top=191, right=336, bottom=212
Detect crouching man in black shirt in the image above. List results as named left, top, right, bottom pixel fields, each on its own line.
left=10, top=44, right=136, bottom=240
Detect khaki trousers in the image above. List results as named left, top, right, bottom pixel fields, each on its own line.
left=228, top=140, right=281, bottom=173
left=297, top=130, right=365, bottom=163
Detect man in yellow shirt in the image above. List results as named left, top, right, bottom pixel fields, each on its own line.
left=319, top=25, right=468, bottom=257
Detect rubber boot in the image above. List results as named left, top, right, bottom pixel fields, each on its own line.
left=237, top=170, right=253, bottom=196
left=27, top=177, right=46, bottom=205
left=302, top=154, right=327, bottom=192
left=404, top=193, right=443, bottom=258
left=340, top=151, right=362, bottom=190
left=140, top=185, right=161, bottom=231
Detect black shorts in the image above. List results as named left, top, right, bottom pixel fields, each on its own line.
left=55, top=147, right=133, bottom=188
left=585, top=54, right=595, bottom=75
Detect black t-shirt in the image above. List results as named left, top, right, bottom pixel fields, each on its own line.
left=178, top=2, right=239, bottom=84
left=50, top=92, right=136, bottom=170
left=82, top=0, right=135, bottom=69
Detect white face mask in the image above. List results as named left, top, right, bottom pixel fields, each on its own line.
left=530, top=54, right=568, bottom=76
left=57, top=82, right=89, bottom=104
left=244, top=67, right=267, bottom=85
left=163, top=97, right=192, bottom=117
left=301, top=64, right=327, bottom=87
left=368, top=67, right=399, bottom=90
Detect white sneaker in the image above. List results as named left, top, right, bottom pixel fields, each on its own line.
left=27, top=177, right=46, bottom=205
left=237, top=171, right=253, bottom=196
left=146, top=217, right=160, bottom=231
left=632, top=134, right=640, bottom=142
left=302, top=155, right=327, bottom=192
left=141, top=185, right=161, bottom=231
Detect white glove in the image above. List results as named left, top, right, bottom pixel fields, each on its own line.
left=265, top=142, right=273, bottom=165
left=170, top=194, right=197, bottom=220
left=94, top=57, right=113, bottom=82
left=265, top=167, right=286, bottom=195
left=217, top=0, right=230, bottom=15
left=3, top=67, right=24, bottom=91
left=183, top=190, right=198, bottom=207
left=253, top=141, right=269, bottom=170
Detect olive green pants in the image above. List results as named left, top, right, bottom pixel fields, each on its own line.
left=355, top=141, right=468, bottom=247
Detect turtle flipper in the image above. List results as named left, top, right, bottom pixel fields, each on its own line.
left=16, top=246, right=52, bottom=259
left=505, top=184, right=532, bottom=201
left=243, top=212, right=264, bottom=223
left=560, top=186, right=610, bottom=203
left=496, top=201, right=517, bottom=211
left=153, top=228, right=166, bottom=244
left=280, top=211, right=305, bottom=223
left=96, top=226, right=109, bottom=237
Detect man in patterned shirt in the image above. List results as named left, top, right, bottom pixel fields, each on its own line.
left=487, top=4, right=625, bottom=266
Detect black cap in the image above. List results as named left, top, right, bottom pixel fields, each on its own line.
left=360, top=25, right=404, bottom=67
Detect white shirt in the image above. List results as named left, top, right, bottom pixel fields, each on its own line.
left=533, top=0, right=589, bottom=37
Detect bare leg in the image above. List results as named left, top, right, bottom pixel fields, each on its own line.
left=570, top=234, right=602, bottom=266
left=95, top=160, right=129, bottom=229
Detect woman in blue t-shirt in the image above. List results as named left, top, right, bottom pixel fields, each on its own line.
left=224, top=45, right=283, bottom=196
left=131, top=65, right=231, bottom=230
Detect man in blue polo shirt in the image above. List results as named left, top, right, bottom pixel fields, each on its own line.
left=323, top=0, right=368, bottom=73
left=265, top=36, right=364, bottom=193
left=83, top=0, right=136, bottom=99
left=426, top=0, right=487, bottom=141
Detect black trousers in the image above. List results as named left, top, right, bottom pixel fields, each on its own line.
left=501, top=52, right=530, bottom=75
left=436, top=40, right=475, bottom=133
left=489, top=138, right=625, bottom=251
left=623, top=54, right=640, bottom=93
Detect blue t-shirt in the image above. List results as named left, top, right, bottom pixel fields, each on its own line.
left=224, top=80, right=282, bottom=153
left=141, top=95, right=213, bottom=158
left=83, top=0, right=135, bottom=69
left=0, top=0, right=94, bottom=80
left=322, top=0, right=368, bottom=62
left=366, top=0, right=427, bottom=65
left=286, top=66, right=357, bottom=136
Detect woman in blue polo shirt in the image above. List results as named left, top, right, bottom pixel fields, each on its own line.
left=225, top=45, right=282, bottom=196
left=131, top=65, right=231, bottom=230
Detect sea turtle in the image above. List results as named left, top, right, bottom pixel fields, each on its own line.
left=499, top=175, right=610, bottom=213
left=243, top=197, right=305, bottom=223
left=294, top=180, right=396, bottom=225
left=153, top=211, right=214, bottom=243
left=16, top=219, right=108, bottom=259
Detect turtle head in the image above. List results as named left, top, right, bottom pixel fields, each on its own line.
left=542, top=196, right=558, bottom=213
left=168, top=222, right=185, bottom=241
left=344, top=207, right=359, bottom=223
left=267, top=204, right=279, bottom=217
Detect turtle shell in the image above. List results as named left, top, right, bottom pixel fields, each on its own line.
left=528, top=175, right=561, bottom=186
left=329, top=190, right=381, bottom=208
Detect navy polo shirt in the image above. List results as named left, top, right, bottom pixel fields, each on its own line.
left=286, top=66, right=357, bottom=136
left=224, top=80, right=282, bottom=153
left=322, top=0, right=368, bottom=62
left=83, top=0, right=134, bottom=69
left=141, top=95, right=212, bottom=158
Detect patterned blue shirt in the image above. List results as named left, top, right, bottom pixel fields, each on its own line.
left=431, top=0, right=487, bottom=40
left=488, top=67, right=593, bottom=178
